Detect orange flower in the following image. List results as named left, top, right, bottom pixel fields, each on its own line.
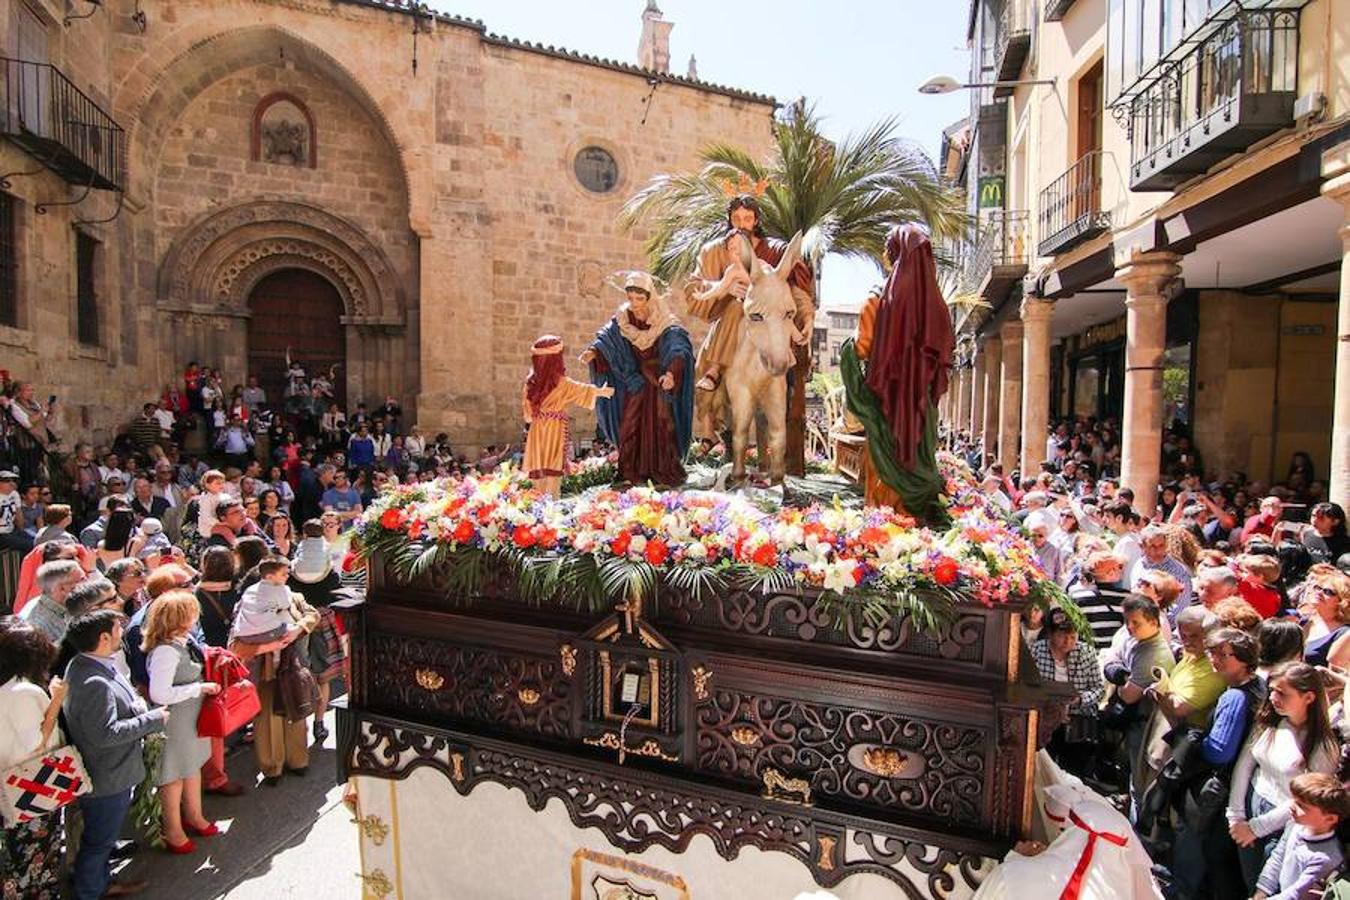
left=610, top=531, right=631, bottom=556
left=751, top=543, right=777, bottom=568
left=536, top=527, right=558, bottom=549
left=645, top=538, right=669, bottom=566
left=452, top=520, right=475, bottom=544
left=933, top=558, right=959, bottom=586
left=512, top=525, right=536, bottom=549
left=379, top=508, right=405, bottom=530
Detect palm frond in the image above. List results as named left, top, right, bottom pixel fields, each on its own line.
left=620, top=101, right=969, bottom=286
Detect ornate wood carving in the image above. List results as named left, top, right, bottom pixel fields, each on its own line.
left=341, top=711, right=998, bottom=897
left=367, top=633, right=571, bottom=740
left=660, top=586, right=989, bottom=664
left=696, top=689, right=987, bottom=827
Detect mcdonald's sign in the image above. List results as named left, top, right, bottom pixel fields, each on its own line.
left=977, top=176, right=1004, bottom=209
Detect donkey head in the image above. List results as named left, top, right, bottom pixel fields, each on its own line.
left=738, top=230, right=803, bottom=377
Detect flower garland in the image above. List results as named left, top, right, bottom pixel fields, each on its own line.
left=358, top=466, right=1059, bottom=616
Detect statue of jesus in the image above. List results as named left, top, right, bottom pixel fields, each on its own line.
left=683, top=195, right=815, bottom=469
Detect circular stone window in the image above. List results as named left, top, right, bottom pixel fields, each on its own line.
left=574, top=146, right=619, bottom=194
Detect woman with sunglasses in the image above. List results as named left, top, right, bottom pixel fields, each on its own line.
left=1300, top=568, right=1350, bottom=693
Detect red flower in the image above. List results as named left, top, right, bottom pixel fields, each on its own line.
left=610, top=531, right=632, bottom=556
left=645, top=538, right=669, bottom=566
left=379, top=508, right=405, bottom=530
left=858, top=526, right=887, bottom=547
left=933, top=558, right=960, bottom=586
left=751, top=543, right=777, bottom=568
left=512, top=525, right=536, bottom=549
left=407, top=520, right=426, bottom=540
left=452, top=520, right=476, bottom=544
left=476, top=504, right=496, bottom=524
left=536, top=527, right=558, bottom=549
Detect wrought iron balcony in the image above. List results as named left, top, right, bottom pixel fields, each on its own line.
left=967, top=209, right=1029, bottom=303
left=0, top=57, right=125, bottom=192
left=1038, top=151, right=1111, bottom=257
left=1127, top=9, right=1299, bottom=192
left=993, top=0, right=1031, bottom=97
left=1044, top=0, right=1080, bottom=22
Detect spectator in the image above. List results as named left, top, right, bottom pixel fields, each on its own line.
left=1253, top=772, right=1348, bottom=900
left=1300, top=501, right=1348, bottom=564
left=0, top=469, right=32, bottom=552
left=321, top=469, right=363, bottom=530
left=293, top=462, right=333, bottom=525
left=1066, top=550, right=1128, bottom=651
left=1031, top=608, right=1103, bottom=775
left=265, top=514, right=296, bottom=558
left=1300, top=568, right=1350, bottom=671
left=18, top=482, right=44, bottom=538
left=150, top=461, right=187, bottom=511
left=1150, top=606, right=1224, bottom=730
left=1214, top=596, right=1264, bottom=638
left=1130, top=525, right=1194, bottom=619
left=33, top=502, right=73, bottom=545
left=1166, top=628, right=1266, bottom=900
left=1253, top=619, right=1305, bottom=681
left=106, top=557, right=149, bottom=618
left=129, top=476, right=169, bottom=523
left=264, top=464, right=295, bottom=512
left=241, top=375, right=266, bottom=415
left=377, top=394, right=402, bottom=435
left=1227, top=663, right=1339, bottom=892
left=63, top=609, right=166, bottom=899
left=128, top=403, right=162, bottom=452
left=206, top=498, right=247, bottom=549
left=1194, top=565, right=1238, bottom=610
left=195, top=469, right=227, bottom=538
left=1102, top=595, right=1175, bottom=809
left=1242, top=496, right=1284, bottom=547
left=1235, top=553, right=1284, bottom=619
left=18, top=559, right=84, bottom=644
left=0, top=620, right=67, bottom=900
left=141, top=591, right=222, bottom=854
left=1024, top=510, right=1064, bottom=584
left=347, top=423, right=376, bottom=471
left=215, top=416, right=254, bottom=471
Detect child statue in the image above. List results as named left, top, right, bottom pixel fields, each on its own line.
left=522, top=335, right=614, bottom=498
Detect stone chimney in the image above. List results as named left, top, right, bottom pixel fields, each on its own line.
left=686, top=54, right=698, bottom=80
left=637, top=0, right=673, bottom=73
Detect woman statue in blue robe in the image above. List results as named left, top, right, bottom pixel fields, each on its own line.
left=581, top=272, right=695, bottom=487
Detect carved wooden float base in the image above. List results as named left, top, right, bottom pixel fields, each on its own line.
left=339, top=704, right=1001, bottom=899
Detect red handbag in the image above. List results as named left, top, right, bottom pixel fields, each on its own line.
left=196, top=645, right=262, bottom=738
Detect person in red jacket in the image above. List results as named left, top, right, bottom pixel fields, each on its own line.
left=1236, top=552, right=1284, bottom=619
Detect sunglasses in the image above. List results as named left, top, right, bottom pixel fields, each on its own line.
left=1312, top=585, right=1339, bottom=599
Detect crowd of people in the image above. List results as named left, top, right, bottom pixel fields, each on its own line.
left=947, top=415, right=1350, bottom=899
left=0, top=359, right=499, bottom=899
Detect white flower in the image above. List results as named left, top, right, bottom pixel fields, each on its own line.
left=822, top=559, right=858, bottom=593
left=685, top=542, right=708, bottom=561
left=629, top=534, right=648, bottom=558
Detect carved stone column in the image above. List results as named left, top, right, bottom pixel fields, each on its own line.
left=999, top=319, right=1023, bottom=474
left=1019, top=297, right=1054, bottom=477
left=1323, top=145, right=1350, bottom=507
left=981, top=334, right=1002, bottom=465
left=1116, top=250, right=1183, bottom=516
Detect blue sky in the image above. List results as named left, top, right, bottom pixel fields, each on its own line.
left=430, top=1, right=972, bottom=309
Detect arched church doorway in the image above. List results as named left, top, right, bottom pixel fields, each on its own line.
left=246, top=269, right=346, bottom=410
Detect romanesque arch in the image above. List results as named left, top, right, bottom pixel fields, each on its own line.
left=157, top=200, right=405, bottom=323
left=117, top=22, right=416, bottom=205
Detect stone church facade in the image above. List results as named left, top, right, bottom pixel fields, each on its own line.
left=0, top=0, right=775, bottom=446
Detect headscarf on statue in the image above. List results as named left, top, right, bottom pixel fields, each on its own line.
left=863, top=224, right=954, bottom=468
left=589, top=282, right=696, bottom=456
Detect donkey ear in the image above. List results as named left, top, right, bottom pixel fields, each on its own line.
left=775, top=232, right=804, bottom=279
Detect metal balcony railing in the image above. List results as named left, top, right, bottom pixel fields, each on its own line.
left=0, top=57, right=125, bottom=192
left=1044, top=0, right=1080, bottom=22
left=970, top=209, right=1029, bottom=281
left=1038, top=150, right=1111, bottom=257
left=1127, top=9, right=1299, bottom=191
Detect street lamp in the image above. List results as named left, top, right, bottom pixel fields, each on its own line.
left=918, top=74, right=1056, bottom=94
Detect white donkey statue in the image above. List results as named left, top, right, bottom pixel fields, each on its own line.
left=723, top=231, right=806, bottom=485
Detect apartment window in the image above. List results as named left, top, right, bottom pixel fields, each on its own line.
left=75, top=231, right=99, bottom=345
left=0, top=193, right=15, bottom=328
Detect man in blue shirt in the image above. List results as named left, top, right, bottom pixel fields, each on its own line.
left=321, top=470, right=363, bottom=531
left=346, top=424, right=376, bottom=471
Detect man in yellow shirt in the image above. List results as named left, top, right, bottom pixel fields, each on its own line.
left=1151, top=605, right=1227, bottom=727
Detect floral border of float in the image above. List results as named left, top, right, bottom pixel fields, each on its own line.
left=356, top=452, right=1078, bottom=634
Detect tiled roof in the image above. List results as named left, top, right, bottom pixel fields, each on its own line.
left=335, top=0, right=777, bottom=106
